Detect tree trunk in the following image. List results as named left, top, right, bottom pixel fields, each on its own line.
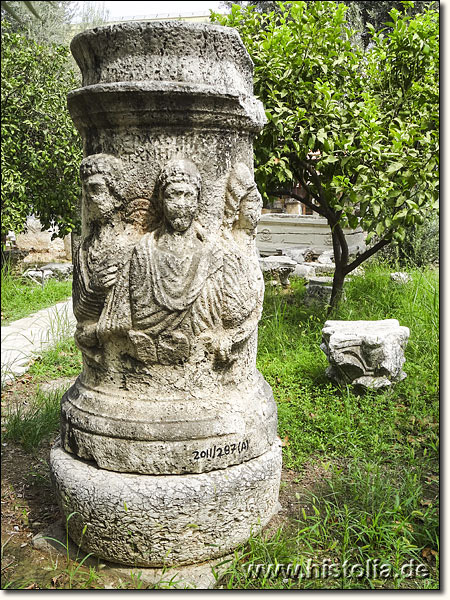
left=329, top=261, right=346, bottom=313
left=328, top=223, right=349, bottom=314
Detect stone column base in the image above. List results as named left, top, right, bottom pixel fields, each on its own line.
left=49, top=439, right=282, bottom=567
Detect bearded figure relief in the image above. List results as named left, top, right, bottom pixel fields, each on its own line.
left=98, top=158, right=223, bottom=366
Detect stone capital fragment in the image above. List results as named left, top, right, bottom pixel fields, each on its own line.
left=321, top=319, right=410, bottom=390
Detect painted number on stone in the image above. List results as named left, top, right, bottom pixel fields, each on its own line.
left=192, top=440, right=249, bottom=460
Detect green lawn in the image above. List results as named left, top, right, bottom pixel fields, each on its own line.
left=222, top=262, right=439, bottom=589
left=1, top=266, right=73, bottom=325
left=2, top=261, right=439, bottom=589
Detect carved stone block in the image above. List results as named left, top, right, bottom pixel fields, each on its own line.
left=259, top=255, right=297, bottom=287
left=321, top=319, right=410, bottom=389
left=50, top=21, right=281, bottom=568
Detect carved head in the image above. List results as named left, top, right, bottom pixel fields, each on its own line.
left=156, top=159, right=201, bottom=232
left=80, top=154, right=123, bottom=220
left=225, top=163, right=262, bottom=232
left=238, top=185, right=263, bottom=232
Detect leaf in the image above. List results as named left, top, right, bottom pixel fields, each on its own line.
left=375, top=221, right=384, bottom=237
left=420, top=499, right=433, bottom=507
left=317, top=128, right=327, bottom=143
left=386, top=162, right=404, bottom=174
left=393, top=208, right=408, bottom=221
left=322, top=155, right=338, bottom=164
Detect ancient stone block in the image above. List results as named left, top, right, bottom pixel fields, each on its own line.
left=304, top=276, right=334, bottom=305
left=50, top=20, right=281, bottom=568
left=293, top=264, right=316, bottom=279
left=283, top=247, right=306, bottom=264
left=390, top=271, right=412, bottom=284
left=321, top=319, right=410, bottom=389
left=259, top=255, right=297, bottom=286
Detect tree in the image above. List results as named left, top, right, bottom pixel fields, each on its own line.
left=219, top=1, right=437, bottom=48
left=1, top=1, right=77, bottom=45
left=211, top=1, right=439, bottom=310
left=1, top=3, right=111, bottom=242
left=220, top=0, right=285, bottom=12
left=1, top=22, right=82, bottom=239
left=341, top=1, right=438, bottom=48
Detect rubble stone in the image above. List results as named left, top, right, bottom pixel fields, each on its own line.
left=259, top=255, right=296, bottom=286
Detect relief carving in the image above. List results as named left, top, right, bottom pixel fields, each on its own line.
left=98, top=158, right=223, bottom=366
left=215, top=162, right=264, bottom=362
left=92, top=159, right=264, bottom=370
left=74, top=153, right=150, bottom=364
left=73, top=154, right=124, bottom=360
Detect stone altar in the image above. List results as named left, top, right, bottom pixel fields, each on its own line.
left=49, top=21, right=281, bottom=568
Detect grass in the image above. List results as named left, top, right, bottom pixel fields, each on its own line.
left=1, top=260, right=439, bottom=589
left=1, top=265, right=72, bottom=324
left=258, top=263, right=439, bottom=470
left=3, top=388, right=63, bottom=452
left=28, top=337, right=82, bottom=381
left=220, top=457, right=439, bottom=589
left=223, top=261, right=439, bottom=589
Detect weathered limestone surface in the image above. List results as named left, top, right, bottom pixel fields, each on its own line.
left=321, top=319, right=410, bottom=389
left=256, top=214, right=366, bottom=255
left=50, top=20, right=281, bottom=567
left=259, top=255, right=296, bottom=287
left=304, top=276, right=334, bottom=305
left=51, top=439, right=281, bottom=567
left=390, top=271, right=412, bottom=284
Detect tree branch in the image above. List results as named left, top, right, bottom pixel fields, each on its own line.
left=345, top=236, right=391, bottom=274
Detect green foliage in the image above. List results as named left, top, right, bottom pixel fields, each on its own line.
left=342, top=1, right=438, bottom=48
left=378, top=212, right=439, bottom=268
left=1, top=23, right=82, bottom=238
left=212, top=1, right=438, bottom=244
left=212, top=2, right=439, bottom=307
left=1, top=267, right=73, bottom=324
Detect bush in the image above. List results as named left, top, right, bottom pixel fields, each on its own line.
left=377, top=213, right=439, bottom=268
left=1, top=22, right=82, bottom=239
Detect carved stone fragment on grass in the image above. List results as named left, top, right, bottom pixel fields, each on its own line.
left=304, top=276, right=334, bottom=305
left=390, top=271, right=412, bottom=284
left=320, top=319, right=410, bottom=389
left=259, top=255, right=297, bottom=287
left=49, top=20, right=281, bottom=568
